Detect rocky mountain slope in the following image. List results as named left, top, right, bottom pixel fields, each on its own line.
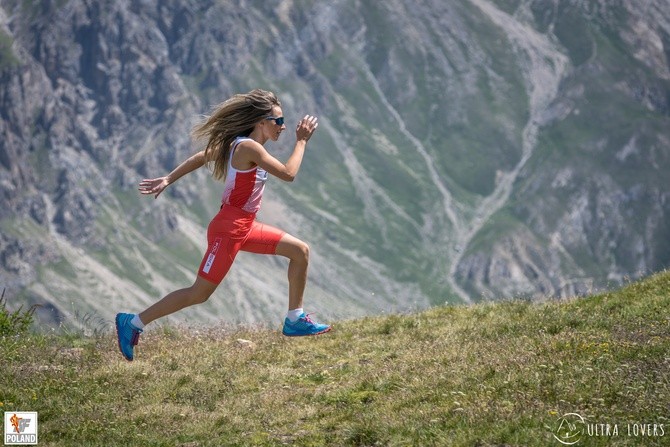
left=0, top=0, right=669, bottom=327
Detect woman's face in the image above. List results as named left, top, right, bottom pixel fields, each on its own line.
left=264, top=105, right=286, bottom=141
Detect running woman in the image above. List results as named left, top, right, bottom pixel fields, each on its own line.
left=115, top=89, right=331, bottom=361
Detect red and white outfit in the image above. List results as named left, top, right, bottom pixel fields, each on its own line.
left=198, top=137, right=285, bottom=284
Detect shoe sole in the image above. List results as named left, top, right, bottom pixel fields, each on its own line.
left=115, top=314, right=133, bottom=362
left=282, top=326, right=332, bottom=337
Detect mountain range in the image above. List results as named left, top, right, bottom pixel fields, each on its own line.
left=1, top=0, right=669, bottom=327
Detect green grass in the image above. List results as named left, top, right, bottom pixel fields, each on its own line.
left=2, top=271, right=669, bottom=446
left=0, top=289, right=37, bottom=336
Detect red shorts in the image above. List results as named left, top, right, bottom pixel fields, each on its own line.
left=197, top=205, right=286, bottom=284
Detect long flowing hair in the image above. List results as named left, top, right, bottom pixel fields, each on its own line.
left=192, top=89, right=280, bottom=180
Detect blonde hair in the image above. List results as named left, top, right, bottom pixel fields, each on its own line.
left=192, top=89, right=280, bottom=180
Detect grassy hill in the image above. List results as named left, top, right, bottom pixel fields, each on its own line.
left=2, top=271, right=669, bottom=446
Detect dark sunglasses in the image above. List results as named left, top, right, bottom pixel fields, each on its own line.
left=265, top=116, right=284, bottom=126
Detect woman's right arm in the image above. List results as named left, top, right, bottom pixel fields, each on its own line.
left=244, top=115, right=318, bottom=182
left=138, top=150, right=207, bottom=199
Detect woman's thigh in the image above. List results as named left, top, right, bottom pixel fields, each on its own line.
left=240, top=221, right=286, bottom=255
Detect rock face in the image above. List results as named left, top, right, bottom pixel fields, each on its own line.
left=0, top=0, right=668, bottom=326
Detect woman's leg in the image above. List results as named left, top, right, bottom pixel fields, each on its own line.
left=116, top=275, right=219, bottom=360
left=274, top=233, right=310, bottom=311
left=239, top=222, right=308, bottom=311
left=117, top=208, right=249, bottom=360
left=136, top=208, right=249, bottom=326
left=240, top=221, right=329, bottom=336
left=138, top=276, right=218, bottom=325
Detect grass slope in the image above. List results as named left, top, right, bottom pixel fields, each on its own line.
left=2, top=272, right=669, bottom=446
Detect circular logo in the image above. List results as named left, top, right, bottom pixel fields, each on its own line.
left=553, top=413, right=585, bottom=445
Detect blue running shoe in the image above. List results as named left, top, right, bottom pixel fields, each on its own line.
left=115, top=313, right=143, bottom=361
left=282, top=313, right=331, bottom=337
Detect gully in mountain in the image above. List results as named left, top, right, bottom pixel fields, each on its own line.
left=115, top=89, right=331, bottom=361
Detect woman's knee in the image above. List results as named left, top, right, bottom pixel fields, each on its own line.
left=190, top=278, right=217, bottom=304
left=191, top=292, right=210, bottom=305
left=295, top=240, right=310, bottom=264
left=276, top=235, right=310, bottom=264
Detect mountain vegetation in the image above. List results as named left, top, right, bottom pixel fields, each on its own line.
left=0, top=0, right=669, bottom=326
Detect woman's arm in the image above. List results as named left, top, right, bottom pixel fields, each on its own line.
left=138, top=150, right=207, bottom=199
left=244, top=115, right=318, bottom=182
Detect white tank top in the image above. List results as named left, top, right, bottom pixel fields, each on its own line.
left=221, top=137, right=268, bottom=213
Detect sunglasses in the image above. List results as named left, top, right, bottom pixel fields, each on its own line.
left=265, top=116, right=285, bottom=126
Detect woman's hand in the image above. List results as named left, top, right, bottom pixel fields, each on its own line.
left=139, top=176, right=170, bottom=199
left=296, top=115, right=318, bottom=142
